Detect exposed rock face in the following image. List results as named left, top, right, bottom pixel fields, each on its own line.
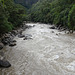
left=0, top=60, right=11, bottom=68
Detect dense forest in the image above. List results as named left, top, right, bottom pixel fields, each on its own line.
left=0, top=0, right=26, bottom=35
left=14, top=0, right=39, bottom=8
left=28, top=0, right=75, bottom=33
left=0, top=0, right=75, bottom=35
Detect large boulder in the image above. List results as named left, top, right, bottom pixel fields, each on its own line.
left=0, top=60, right=11, bottom=68
left=0, top=43, right=4, bottom=50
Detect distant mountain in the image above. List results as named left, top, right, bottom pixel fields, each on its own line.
left=14, top=0, right=39, bottom=8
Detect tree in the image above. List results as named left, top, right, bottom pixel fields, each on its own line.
left=68, top=5, right=75, bottom=33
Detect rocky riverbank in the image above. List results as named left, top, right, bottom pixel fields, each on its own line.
left=0, top=21, right=33, bottom=68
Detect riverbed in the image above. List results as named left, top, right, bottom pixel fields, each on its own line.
left=0, top=23, right=75, bottom=75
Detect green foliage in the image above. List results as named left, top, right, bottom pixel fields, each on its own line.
left=0, top=0, right=75, bottom=34
left=8, top=4, right=26, bottom=27
left=0, top=0, right=26, bottom=35
left=68, top=5, right=75, bottom=32
left=14, top=0, right=39, bottom=8
left=28, top=0, right=75, bottom=32
left=0, top=1, right=13, bottom=34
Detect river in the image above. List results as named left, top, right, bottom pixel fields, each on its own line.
left=0, top=23, right=75, bottom=75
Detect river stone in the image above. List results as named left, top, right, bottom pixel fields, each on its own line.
left=3, top=33, right=10, bottom=38
left=49, top=26, right=56, bottom=29
left=56, top=33, right=58, bottom=35
left=0, top=60, right=11, bottom=68
left=9, top=42, right=16, bottom=47
left=23, top=34, right=32, bottom=40
left=33, top=25, right=35, bottom=27
left=10, top=40, right=17, bottom=42
left=18, top=34, right=25, bottom=38
left=23, top=37, right=32, bottom=40
left=0, top=43, right=4, bottom=50
left=51, top=31, right=54, bottom=33
left=11, top=30, right=18, bottom=35
left=1, top=38, right=11, bottom=45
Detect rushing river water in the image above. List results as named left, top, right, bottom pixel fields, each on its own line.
left=0, top=23, right=75, bottom=75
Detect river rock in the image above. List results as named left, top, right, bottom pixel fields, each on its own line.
left=51, top=31, right=54, bottom=33
left=1, top=33, right=14, bottom=45
left=11, top=30, right=18, bottom=35
left=33, top=25, right=35, bottom=27
left=9, top=42, right=16, bottom=47
left=0, top=43, right=4, bottom=50
left=0, top=60, right=11, bottom=68
left=49, top=26, right=56, bottom=29
left=25, top=34, right=32, bottom=37
left=18, top=34, right=25, bottom=38
left=1, top=37, right=11, bottom=45
left=56, top=33, right=58, bottom=35
left=11, top=40, right=17, bottom=42
left=2, top=33, right=11, bottom=39
left=23, top=37, right=28, bottom=40
left=23, top=34, right=32, bottom=40
left=23, top=37, right=32, bottom=40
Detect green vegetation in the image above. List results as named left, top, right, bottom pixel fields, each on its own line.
left=14, top=0, right=39, bottom=8
left=28, top=0, right=75, bottom=33
left=68, top=5, right=75, bottom=33
left=0, top=0, right=26, bottom=35
left=0, top=0, right=75, bottom=35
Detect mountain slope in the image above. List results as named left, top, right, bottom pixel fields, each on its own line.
left=14, top=0, right=39, bottom=8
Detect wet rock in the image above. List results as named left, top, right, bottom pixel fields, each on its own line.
left=11, top=40, right=16, bottom=42
left=9, top=42, right=16, bottom=47
left=23, top=37, right=32, bottom=40
left=33, top=25, right=35, bottom=27
left=11, top=30, right=18, bottom=35
left=27, top=26, right=33, bottom=29
left=49, top=26, right=56, bottom=29
left=1, top=33, right=14, bottom=45
left=56, top=33, right=58, bottom=35
left=0, top=43, right=4, bottom=50
left=22, top=25, right=30, bottom=30
left=0, top=52, right=4, bottom=57
left=1, top=38, right=11, bottom=45
left=25, top=34, right=32, bottom=37
left=3, top=33, right=11, bottom=38
left=51, top=31, right=54, bottom=33
left=23, top=37, right=28, bottom=40
left=23, top=34, right=32, bottom=40
left=17, top=28, right=23, bottom=34
left=0, top=60, right=11, bottom=68
left=18, top=34, right=25, bottom=38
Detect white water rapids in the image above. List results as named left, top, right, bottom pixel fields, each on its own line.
left=0, top=23, right=75, bottom=75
